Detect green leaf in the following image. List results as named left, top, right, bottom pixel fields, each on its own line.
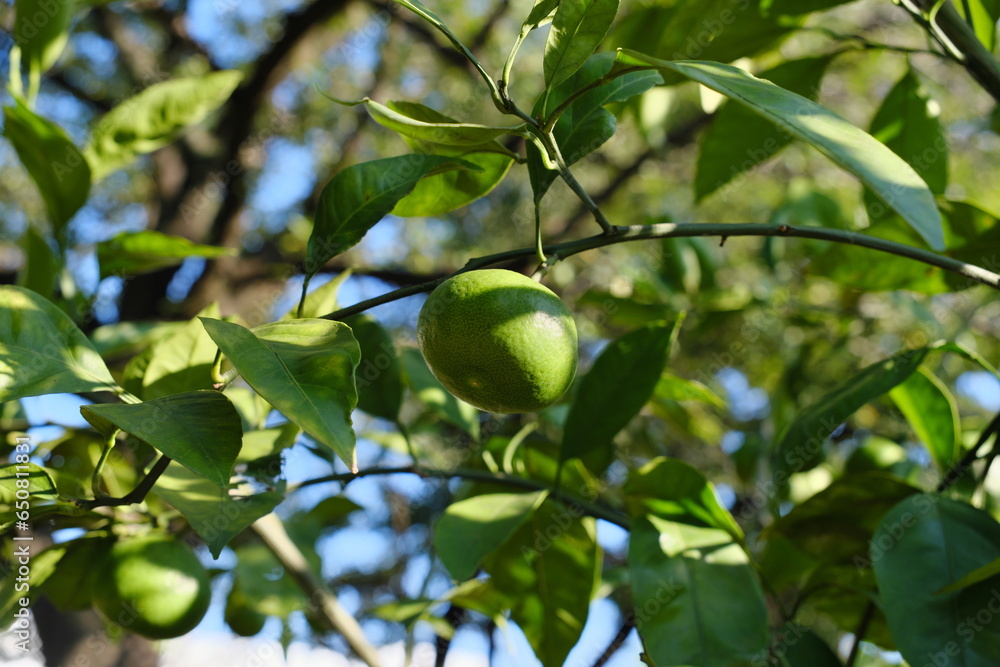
left=36, top=534, right=113, bottom=611
left=392, top=151, right=513, bottom=217
left=0, top=461, right=56, bottom=519
left=544, top=0, right=620, bottom=89
left=483, top=499, right=601, bottom=667
left=760, top=0, right=861, bottom=16
left=529, top=53, right=662, bottom=201
left=868, top=68, right=947, bottom=195
left=610, top=1, right=797, bottom=79
left=18, top=226, right=58, bottom=299
left=0, top=285, right=117, bottom=401
left=307, top=154, right=465, bottom=276
left=954, top=0, right=1000, bottom=50
left=142, top=303, right=222, bottom=400
left=81, top=390, right=243, bottom=488
left=613, top=53, right=946, bottom=250
left=774, top=347, right=931, bottom=475
left=232, top=542, right=310, bottom=619
left=561, top=321, right=675, bottom=475
left=763, top=473, right=920, bottom=566
left=344, top=315, right=404, bottom=422
left=89, top=320, right=185, bottom=359
left=365, top=98, right=523, bottom=145
left=937, top=556, right=1000, bottom=595
left=872, top=494, right=1000, bottom=667
left=630, top=515, right=770, bottom=666
left=85, top=71, right=244, bottom=180
left=624, top=457, right=742, bottom=538
left=3, top=99, right=91, bottom=234
left=283, top=271, right=352, bottom=320
left=0, top=545, right=64, bottom=627
left=96, top=231, right=234, bottom=279
left=782, top=627, right=844, bottom=667
left=525, top=0, right=560, bottom=26
left=14, top=0, right=75, bottom=74
left=153, top=461, right=285, bottom=558
left=889, top=367, right=960, bottom=470
left=434, top=491, right=547, bottom=580
left=653, top=373, right=725, bottom=407
left=202, top=318, right=361, bottom=471
left=695, top=57, right=831, bottom=200
left=400, top=348, right=480, bottom=439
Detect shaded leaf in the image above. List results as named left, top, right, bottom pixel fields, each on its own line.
left=400, top=348, right=480, bottom=439
left=774, top=347, right=930, bottom=475
left=561, top=321, right=675, bottom=475
left=142, top=303, right=222, bottom=400
left=529, top=53, right=661, bottom=201
left=82, top=390, right=243, bottom=488
left=3, top=99, right=90, bottom=234
left=544, top=0, right=621, bottom=89
left=696, top=57, right=831, bottom=200
left=764, top=473, right=920, bottom=566
left=872, top=495, right=1000, bottom=667
left=483, top=499, right=600, bottom=667
left=153, top=461, right=285, bottom=558
left=889, top=367, right=960, bottom=470
left=345, top=314, right=404, bottom=421
left=624, top=457, right=742, bottom=537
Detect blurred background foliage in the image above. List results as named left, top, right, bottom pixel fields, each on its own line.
left=1, top=0, right=1000, bottom=665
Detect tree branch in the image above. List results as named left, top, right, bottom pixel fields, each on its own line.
left=320, top=221, right=1000, bottom=321
left=592, top=619, right=636, bottom=667
left=899, top=0, right=1000, bottom=103
left=251, top=513, right=383, bottom=667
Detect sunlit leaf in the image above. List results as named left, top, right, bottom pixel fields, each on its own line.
left=85, top=71, right=244, bottom=180
left=96, top=231, right=234, bottom=279
left=0, top=286, right=117, bottom=402
left=612, top=52, right=946, bottom=250
left=202, top=318, right=361, bottom=471
left=434, top=491, right=547, bottom=580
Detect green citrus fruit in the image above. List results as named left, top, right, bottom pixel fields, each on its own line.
left=417, top=269, right=578, bottom=413
left=94, top=532, right=211, bottom=639
left=224, top=583, right=267, bottom=637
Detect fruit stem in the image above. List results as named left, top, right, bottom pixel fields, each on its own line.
left=80, top=454, right=173, bottom=510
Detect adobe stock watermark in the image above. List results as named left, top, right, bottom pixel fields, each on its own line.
left=7, top=435, right=35, bottom=654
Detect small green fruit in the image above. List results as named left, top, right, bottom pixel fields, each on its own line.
left=417, top=269, right=578, bottom=413
left=94, top=532, right=211, bottom=640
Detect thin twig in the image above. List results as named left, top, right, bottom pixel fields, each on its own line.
left=845, top=600, right=876, bottom=667
left=592, top=619, right=636, bottom=667
left=936, top=411, right=1000, bottom=493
